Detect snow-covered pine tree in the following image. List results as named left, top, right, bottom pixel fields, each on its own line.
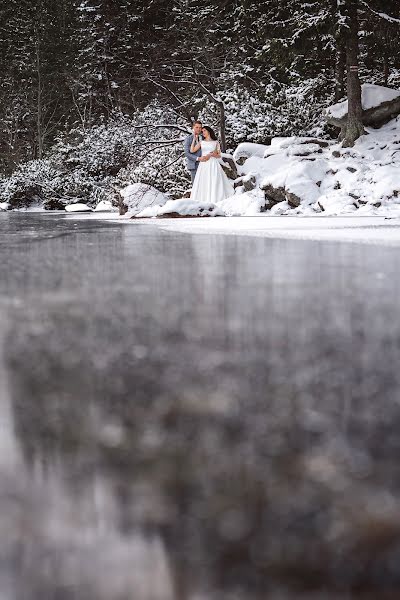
left=1, top=0, right=400, bottom=171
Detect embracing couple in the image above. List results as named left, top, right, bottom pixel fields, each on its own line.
left=184, top=121, right=234, bottom=204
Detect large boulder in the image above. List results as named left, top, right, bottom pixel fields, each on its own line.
left=325, top=84, right=400, bottom=131
left=119, top=183, right=168, bottom=216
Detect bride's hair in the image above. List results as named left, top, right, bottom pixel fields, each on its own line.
left=202, top=126, right=218, bottom=141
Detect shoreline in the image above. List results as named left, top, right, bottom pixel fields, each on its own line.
left=3, top=211, right=400, bottom=246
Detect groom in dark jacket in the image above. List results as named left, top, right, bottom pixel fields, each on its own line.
left=184, top=121, right=203, bottom=184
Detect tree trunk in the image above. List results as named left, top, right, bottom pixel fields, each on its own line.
left=383, top=51, right=389, bottom=87
left=332, top=0, right=345, bottom=102
left=340, top=0, right=365, bottom=148
left=35, top=32, right=43, bottom=159
left=334, top=41, right=346, bottom=102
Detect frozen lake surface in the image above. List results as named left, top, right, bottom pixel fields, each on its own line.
left=1, top=212, right=400, bottom=599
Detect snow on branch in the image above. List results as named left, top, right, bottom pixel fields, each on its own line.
left=130, top=124, right=190, bottom=134
left=360, top=1, right=400, bottom=24
left=138, top=138, right=184, bottom=146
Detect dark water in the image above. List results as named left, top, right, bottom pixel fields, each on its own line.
left=1, top=212, right=400, bottom=599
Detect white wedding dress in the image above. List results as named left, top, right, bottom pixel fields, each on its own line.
left=190, top=141, right=234, bottom=204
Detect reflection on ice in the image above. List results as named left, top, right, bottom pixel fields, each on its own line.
left=0, top=467, right=175, bottom=599
left=1, top=212, right=400, bottom=599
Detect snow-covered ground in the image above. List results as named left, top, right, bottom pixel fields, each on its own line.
left=237, top=114, right=400, bottom=217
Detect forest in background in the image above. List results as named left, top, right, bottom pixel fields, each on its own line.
left=0, top=0, right=399, bottom=206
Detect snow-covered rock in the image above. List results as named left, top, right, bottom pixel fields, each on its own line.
left=119, top=183, right=168, bottom=216
left=65, top=203, right=93, bottom=213
left=0, top=201, right=9, bottom=211
left=326, top=84, right=400, bottom=129
left=234, top=173, right=257, bottom=193
left=327, top=84, right=400, bottom=119
left=136, top=198, right=224, bottom=218
left=233, top=143, right=269, bottom=165
left=94, top=199, right=118, bottom=212
left=262, top=156, right=327, bottom=208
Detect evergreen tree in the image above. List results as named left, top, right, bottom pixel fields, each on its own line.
left=1, top=0, right=400, bottom=170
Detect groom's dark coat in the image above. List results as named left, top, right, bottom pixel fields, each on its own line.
left=184, top=133, right=202, bottom=175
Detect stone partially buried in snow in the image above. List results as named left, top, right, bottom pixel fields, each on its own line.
left=233, top=143, right=269, bottom=165
left=65, top=203, right=93, bottom=213
left=261, top=157, right=327, bottom=209
left=135, top=198, right=224, bottom=218
left=219, top=155, right=238, bottom=180
left=325, top=84, right=400, bottom=129
left=287, top=143, right=323, bottom=157
left=120, top=183, right=168, bottom=216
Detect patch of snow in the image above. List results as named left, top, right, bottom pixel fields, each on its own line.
left=136, top=198, right=224, bottom=218
left=287, top=143, right=322, bottom=156
left=65, top=203, right=93, bottom=212
left=240, top=155, right=268, bottom=177
left=269, top=136, right=313, bottom=149
left=0, top=202, right=9, bottom=211
left=326, top=84, right=400, bottom=119
left=217, top=189, right=266, bottom=216
left=94, top=199, right=118, bottom=212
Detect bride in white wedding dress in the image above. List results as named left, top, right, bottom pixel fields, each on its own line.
left=190, top=126, right=234, bottom=204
